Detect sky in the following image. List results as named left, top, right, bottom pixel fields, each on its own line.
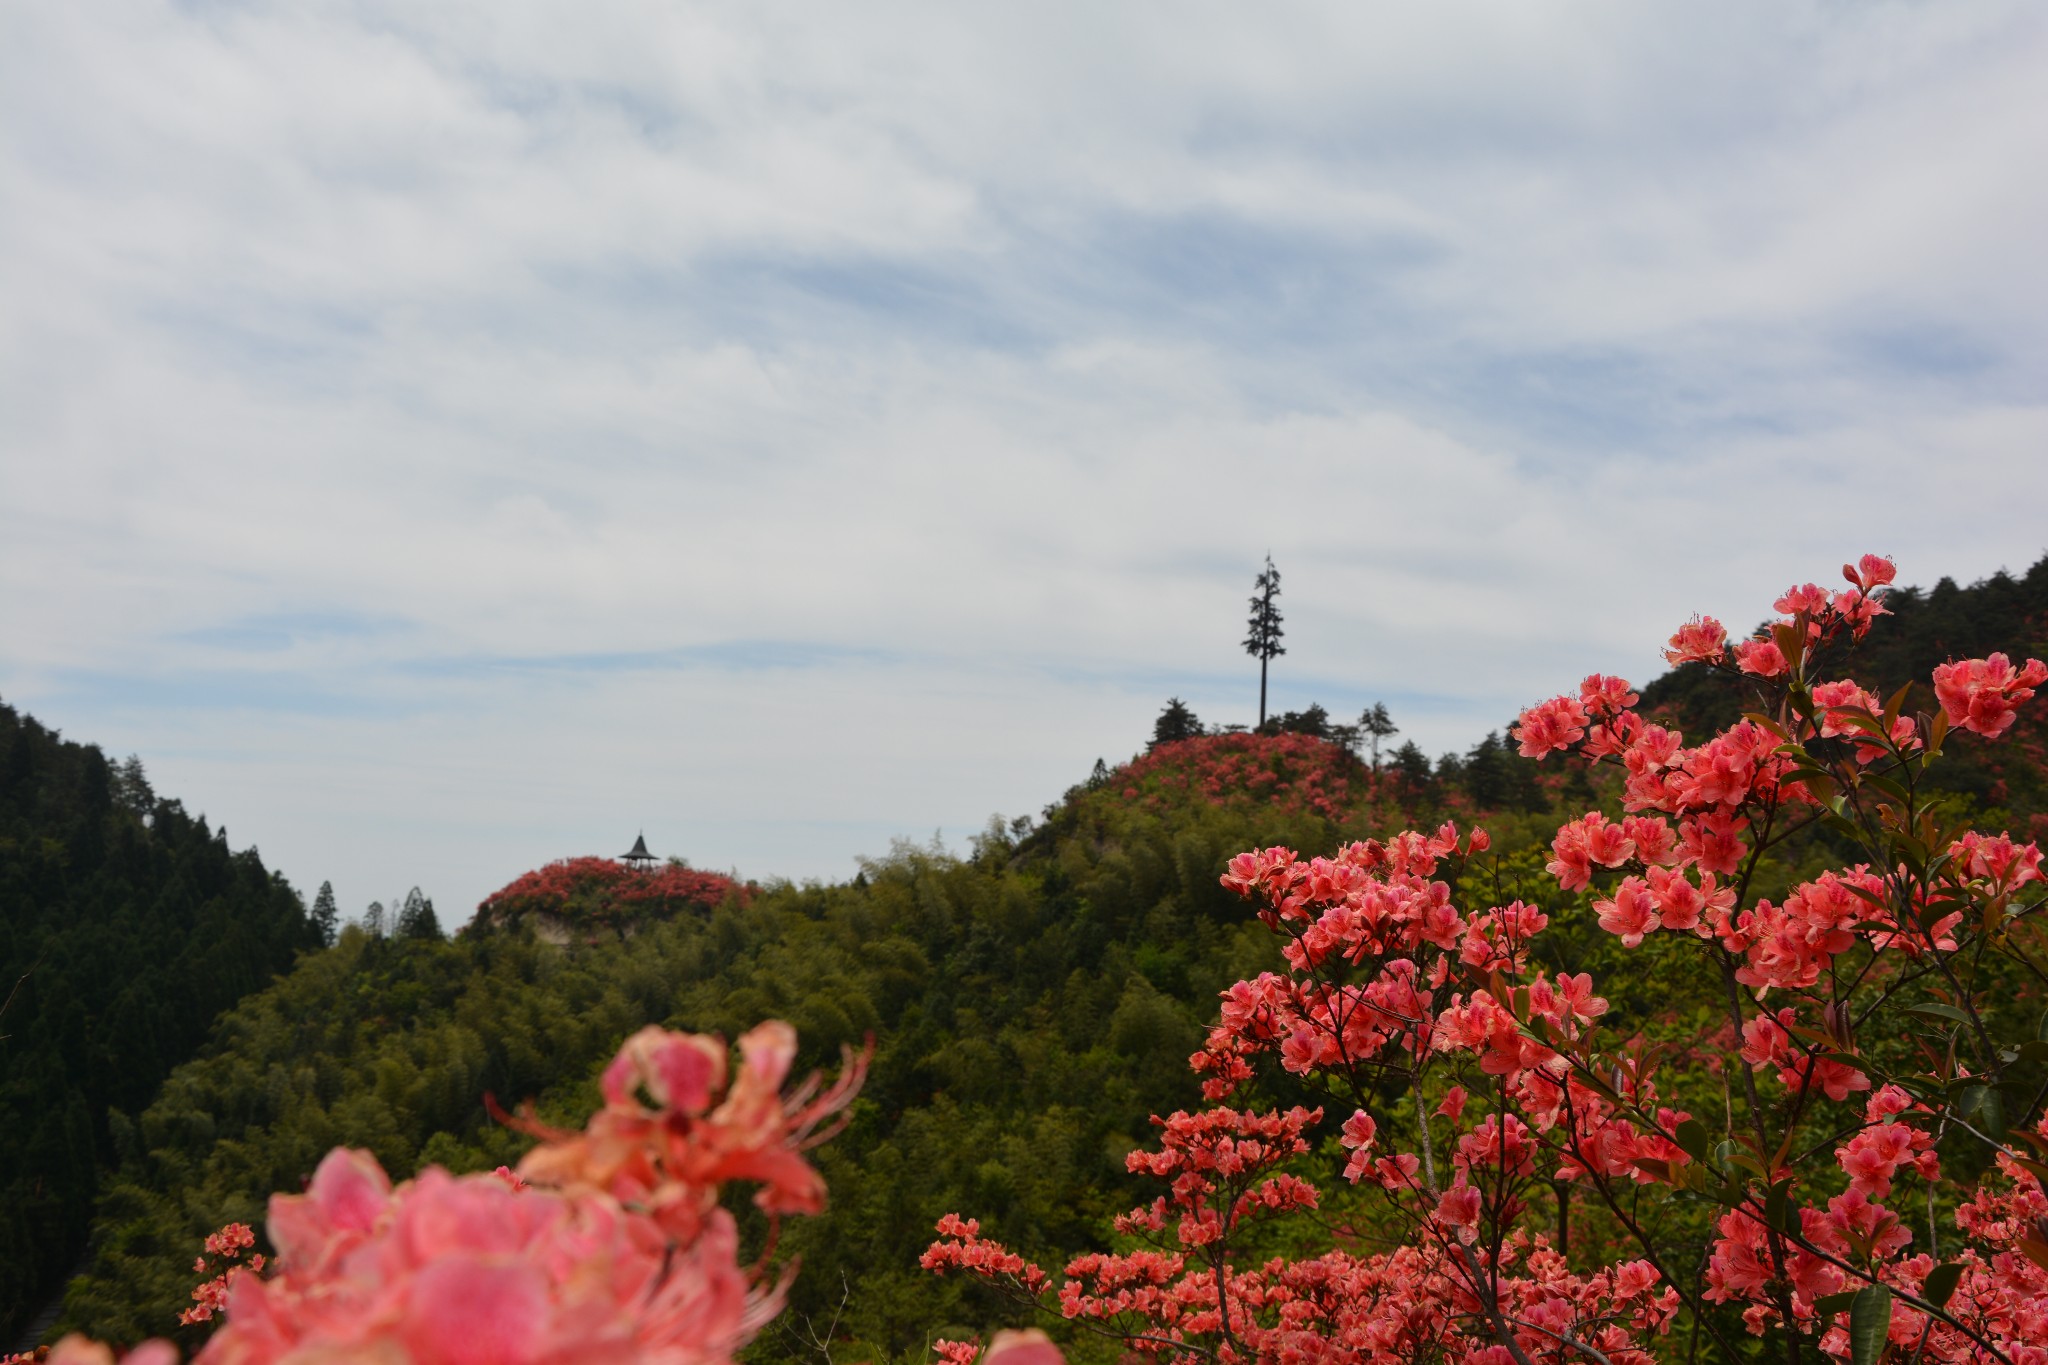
left=4, top=1, right=2047, bottom=924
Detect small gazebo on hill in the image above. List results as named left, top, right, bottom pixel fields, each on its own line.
left=620, top=833, right=657, bottom=872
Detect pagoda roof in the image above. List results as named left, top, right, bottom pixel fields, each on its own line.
left=622, top=834, right=654, bottom=861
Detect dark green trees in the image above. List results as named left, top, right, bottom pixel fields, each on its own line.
left=396, top=888, right=442, bottom=940
left=311, top=881, right=339, bottom=946
left=0, top=701, right=322, bottom=1345
left=1151, top=698, right=1204, bottom=747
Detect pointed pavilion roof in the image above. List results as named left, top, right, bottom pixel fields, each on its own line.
left=622, top=833, right=655, bottom=863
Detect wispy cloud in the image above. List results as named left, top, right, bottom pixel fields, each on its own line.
left=3, top=0, right=2046, bottom=917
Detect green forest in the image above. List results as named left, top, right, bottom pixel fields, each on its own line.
left=7, top=553, right=2048, bottom=1362
left=0, top=710, right=323, bottom=1343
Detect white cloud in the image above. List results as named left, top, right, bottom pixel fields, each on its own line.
left=3, top=0, right=2046, bottom=917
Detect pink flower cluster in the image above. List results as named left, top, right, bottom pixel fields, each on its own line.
left=1934, top=653, right=2048, bottom=739
left=928, top=1093, right=1680, bottom=1364
left=180, top=1223, right=264, bottom=1326
left=200, top=1149, right=774, bottom=1365
left=1114, top=731, right=1369, bottom=822
left=476, top=857, right=748, bottom=931
left=512, top=1021, right=865, bottom=1242
left=77, top=1021, right=867, bottom=1365
left=934, top=554, right=2048, bottom=1365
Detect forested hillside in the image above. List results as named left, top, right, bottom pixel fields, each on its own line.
left=1642, top=551, right=2048, bottom=824
left=0, top=704, right=323, bottom=1346
left=42, top=551, right=2048, bottom=1363
left=60, top=730, right=1499, bottom=1361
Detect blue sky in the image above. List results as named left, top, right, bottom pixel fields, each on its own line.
left=4, top=1, right=2047, bottom=922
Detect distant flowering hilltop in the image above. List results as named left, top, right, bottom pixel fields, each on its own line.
left=1114, top=731, right=1374, bottom=823
left=471, top=856, right=749, bottom=939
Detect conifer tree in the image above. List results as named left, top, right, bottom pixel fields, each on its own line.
left=112, top=754, right=153, bottom=815
left=311, top=881, right=338, bottom=946
left=1392, top=739, right=1431, bottom=786
left=396, top=888, right=442, bottom=940
left=1243, top=555, right=1285, bottom=727
left=1359, top=702, right=1398, bottom=770
left=1150, top=698, right=1203, bottom=748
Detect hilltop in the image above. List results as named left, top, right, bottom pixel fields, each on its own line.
left=469, top=857, right=750, bottom=941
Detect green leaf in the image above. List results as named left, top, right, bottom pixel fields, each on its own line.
left=1785, top=664, right=1814, bottom=708
left=1922, top=1262, right=1963, bottom=1309
left=1797, top=772, right=1839, bottom=805
left=1849, top=1285, right=1892, bottom=1365
left=1814, top=1290, right=1858, bottom=1318
left=1821, top=810, right=1864, bottom=839
left=1882, top=681, right=1913, bottom=732
left=1905, top=1002, right=1972, bottom=1025
left=1918, top=898, right=1965, bottom=932
left=1894, top=829, right=1929, bottom=872
left=1765, top=1180, right=1796, bottom=1233
left=2038, top=1006, right=2048, bottom=1043
left=1725, top=1149, right=1767, bottom=1178
left=1672, top=1118, right=1712, bottom=1163
left=1982, top=1087, right=2009, bottom=1141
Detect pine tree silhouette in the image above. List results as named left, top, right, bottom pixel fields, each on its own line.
left=1243, top=555, right=1285, bottom=727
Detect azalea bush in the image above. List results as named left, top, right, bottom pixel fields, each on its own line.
left=472, top=856, right=748, bottom=935
left=1115, top=732, right=1378, bottom=824
left=928, top=557, right=2048, bottom=1364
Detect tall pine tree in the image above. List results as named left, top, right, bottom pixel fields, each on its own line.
left=1243, top=555, right=1285, bottom=728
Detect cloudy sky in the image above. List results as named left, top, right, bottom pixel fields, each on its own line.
left=4, top=1, right=2046, bottom=922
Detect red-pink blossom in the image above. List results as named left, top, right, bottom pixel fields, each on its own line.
left=1514, top=694, right=1589, bottom=758
left=1933, top=653, right=2048, bottom=738
left=1595, top=877, right=1658, bottom=947
left=1775, top=583, right=1831, bottom=617
left=1843, top=554, right=1896, bottom=592
left=1734, top=639, right=1788, bottom=678
left=1434, top=1184, right=1482, bottom=1243
left=1664, top=616, right=1727, bottom=665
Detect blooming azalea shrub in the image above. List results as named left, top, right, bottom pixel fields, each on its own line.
left=178, top=1224, right=262, bottom=1326
left=56, top=1021, right=863, bottom=1365
left=1110, top=733, right=1376, bottom=823
left=928, top=557, right=2048, bottom=1365
left=472, top=856, right=748, bottom=936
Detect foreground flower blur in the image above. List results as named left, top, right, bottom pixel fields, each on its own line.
left=146, top=1021, right=862, bottom=1365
